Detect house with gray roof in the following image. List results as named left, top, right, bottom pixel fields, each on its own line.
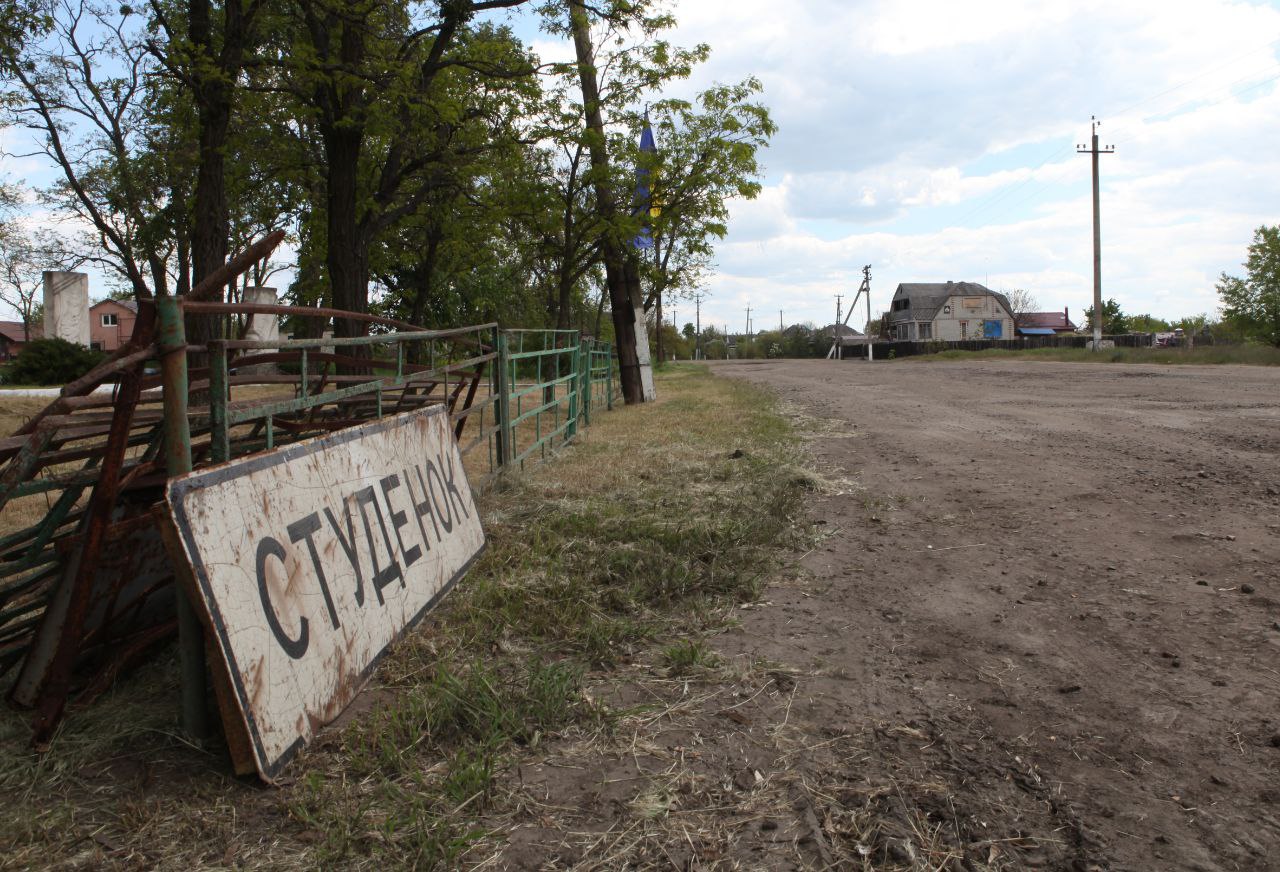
left=886, top=281, right=1014, bottom=341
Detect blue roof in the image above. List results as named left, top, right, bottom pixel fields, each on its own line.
left=1018, top=327, right=1057, bottom=335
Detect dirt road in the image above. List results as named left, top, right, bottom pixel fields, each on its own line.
left=714, top=358, right=1280, bottom=870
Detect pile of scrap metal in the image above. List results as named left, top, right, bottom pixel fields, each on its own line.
left=0, top=238, right=495, bottom=747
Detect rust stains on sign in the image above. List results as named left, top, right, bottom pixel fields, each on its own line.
left=164, top=405, right=485, bottom=781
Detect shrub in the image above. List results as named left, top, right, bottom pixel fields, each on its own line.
left=3, top=338, right=106, bottom=386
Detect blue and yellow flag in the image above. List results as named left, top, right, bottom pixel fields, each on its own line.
left=632, top=116, right=659, bottom=250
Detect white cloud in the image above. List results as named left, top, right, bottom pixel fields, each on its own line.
left=651, top=0, right=1280, bottom=329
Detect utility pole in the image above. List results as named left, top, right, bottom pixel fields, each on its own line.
left=745, top=305, right=752, bottom=336
left=694, top=294, right=702, bottom=360
left=779, top=310, right=784, bottom=332
left=1077, top=116, right=1114, bottom=351
left=834, top=294, right=843, bottom=360
left=864, top=264, right=874, bottom=362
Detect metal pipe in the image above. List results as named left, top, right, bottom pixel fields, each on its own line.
left=157, top=295, right=207, bottom=742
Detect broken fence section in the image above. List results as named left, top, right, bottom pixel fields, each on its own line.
left=0, top=296, right=616, bottom=753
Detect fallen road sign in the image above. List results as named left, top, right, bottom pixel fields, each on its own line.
left=163, top=405, right=484, bottom=781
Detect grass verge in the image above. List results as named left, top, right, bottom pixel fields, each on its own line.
left=0, top=363, right=814, bottom=869
left=897, top=344, right=1280, bottom=365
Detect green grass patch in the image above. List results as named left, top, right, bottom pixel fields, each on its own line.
left=0, top=362, right=814, bottom=869
left=899, top=344, right=1280, bottom=366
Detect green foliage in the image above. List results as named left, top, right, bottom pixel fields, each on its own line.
left=1082, top=297, right=1130, bottom=334
left=3, top=337, right=105, bottom=385
left=1126, top=313, right=1170, bottom=333
left=1217, top=225, right=1280, bottom=347
left=662, top=638, right=718, bottom=675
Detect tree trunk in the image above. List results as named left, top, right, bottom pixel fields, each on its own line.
left=568, top=0, right=645, bottom=404
left=324, top=126, right=369, bottom=340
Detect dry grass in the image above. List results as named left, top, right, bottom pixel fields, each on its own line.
left=0, top=364, right=817, bottom=870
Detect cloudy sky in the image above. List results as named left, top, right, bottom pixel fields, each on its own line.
left=533, top=0, right=1280, bottom=332
left=4, top=0, right=1279, bottom=335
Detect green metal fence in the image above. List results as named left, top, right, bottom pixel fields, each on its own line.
left=0, top=304, right=616, bottom=742
left=198, top=324, right=617, bottom=486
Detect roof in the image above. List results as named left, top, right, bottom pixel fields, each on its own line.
left=823, top=323, right=864, bottom=338
left=0, top=321, right=40, bottom=343
left=1018, top=327, right=1057, bottom=336
left=90, top=298, right=138, bottom=312
left=1018, top=311, right=1076, bottom=330
left=888, top=282, right=1013, bottom=323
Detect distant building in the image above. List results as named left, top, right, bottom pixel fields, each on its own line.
left=886, top=281, right=1014, bottom=341
left=822, top=323, right=868, bottom=346
left=89, top=299, right=139, bottom=352
left=1017, top=308, right=1077, bottom=336
left=0, top=321, right=41, bottom=361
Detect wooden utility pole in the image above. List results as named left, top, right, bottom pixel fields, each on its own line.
left=745, top=305, right=752, bottom=336
left=694, top=294, right=702, bottom=360
left=1077, top=116, right=1114, bottom=350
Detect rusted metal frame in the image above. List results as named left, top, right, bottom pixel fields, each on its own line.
left=185, top=302, right=496, bottom=345
left=0, top=429, right=57, bottom=513
left=0, top=565, right=60, bottom=619
left=1, top=458, right=94, bottom=553
left=32, top=409, right=169, bottom=430
left=72, top=514, right=165, bottom=658
left=3, top=476, right=91, bottom=573
left=0, top=585, right=57, bottom=636
left=187, top=230, right=287, bottom=301
left=10, top=451, right=156, bottom=499
left=448, top=390, right=497, bottom=429
left=223, top=375, right=435, bottom=428
left=72, top=618, right=177, bottom=710
left=228, top=350, right=434, bottom=375
left=0, top=511, right=80, bottom=557
left=0, top=535, right=63, bottom=581
left=59, top=343, right=160, bottom=398
left=157, top=295, right=207, bottom=742
left=23, top=428, right=155, bottom=474
left=27, top=342, right=146, bottom=745
left=209, top=341, right=230, bottom=463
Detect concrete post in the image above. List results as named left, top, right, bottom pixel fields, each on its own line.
left=43, top=271, right=90, bottom=347
left=241, top=286, right=279, bottom=373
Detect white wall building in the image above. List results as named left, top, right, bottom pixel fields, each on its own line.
left=886, top=282, right=1015, bottom=341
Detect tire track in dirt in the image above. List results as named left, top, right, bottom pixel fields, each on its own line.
left=717, top=358, right=1280, bottom=872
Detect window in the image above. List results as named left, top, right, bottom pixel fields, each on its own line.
left=892, top=298, right=910, bottom=311
left=919, top=323, right=932, bottom=340
left=960, top=320, right=968, bottom=338
left=101, top=313, right=118, bottom=327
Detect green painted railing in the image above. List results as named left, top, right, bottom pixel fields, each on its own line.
left=203, top=325, right=616, bottom=484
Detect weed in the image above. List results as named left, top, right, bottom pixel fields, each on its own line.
left=662, top=638, right=720, bottom=675
left=0, top=363, right=815, bottom=870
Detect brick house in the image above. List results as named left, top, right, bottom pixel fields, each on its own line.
left=1016, top=308, right=1078, bottom=335
left=89, top=299, right=138, bottom=352
left=0, top=320, right=41, bottom=361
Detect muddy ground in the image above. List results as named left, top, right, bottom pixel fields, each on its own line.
left=484, top=359, right=1279, bottom=871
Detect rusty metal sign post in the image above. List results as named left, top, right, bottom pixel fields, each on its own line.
left=163, top=404, right=485, bottom=781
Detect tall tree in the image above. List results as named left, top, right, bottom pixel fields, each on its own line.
left=642, top=78, right=774, bottom=358
left=287, top=0, right=534, bottom=339
left=3, top=3, right=179, bottom=299
left=1218, top=225, right=1280, bottom=347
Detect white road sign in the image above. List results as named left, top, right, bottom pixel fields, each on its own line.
left=165, top=405, right=485, bottom=781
